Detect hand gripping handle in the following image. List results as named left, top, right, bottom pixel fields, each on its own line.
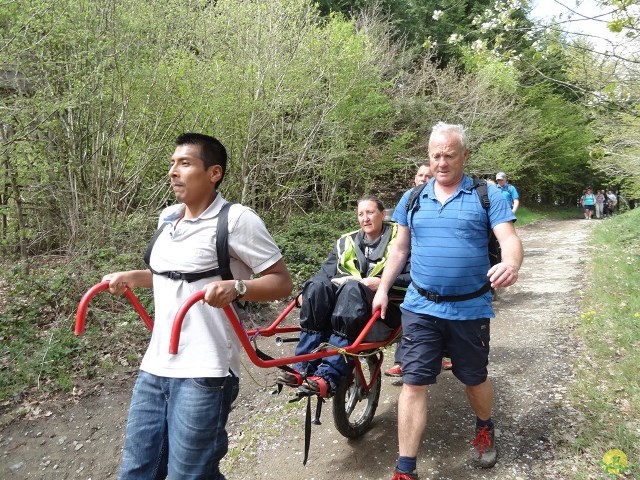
left=170, top=291, right=241, bottom=355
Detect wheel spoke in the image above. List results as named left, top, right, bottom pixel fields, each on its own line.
left=332, top=354, right=382, bottom=438
left=345, top=385, right=358, bottom=415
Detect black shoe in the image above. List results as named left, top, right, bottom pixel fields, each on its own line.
left=275, top=371, right=302, bottom=387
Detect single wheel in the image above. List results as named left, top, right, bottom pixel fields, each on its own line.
left=332, top=353, right=381, bottom=438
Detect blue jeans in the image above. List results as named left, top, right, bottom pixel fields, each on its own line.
left=313, top=334, right=352, bottom=389
left=118, top=371, right=239, bottom=480
left=294, top=333, right=353, bottom=390
left=294, top=278, right=376, bottom=377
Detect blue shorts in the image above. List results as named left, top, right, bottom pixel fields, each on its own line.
left=400, top=308, right=490, bottom=386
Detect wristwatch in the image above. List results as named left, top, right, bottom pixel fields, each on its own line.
left=234, top=280, right=247, bottom=300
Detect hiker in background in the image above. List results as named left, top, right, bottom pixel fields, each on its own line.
left=606, top=190, right=618, bottom=215
left=102, top=133, right=293, bottom=479
left=414, top=162, right=432, bottom=186
left=372, top=122, right=523, bottom=479
left=595, top=190, right=606, bottom=219
left=495, top=172, right=520, bottom=215
left=385, top=163, right=453, bottom=381
left=276, top=195, right=410, bottom=397
left=581, top=187, right=596, bottom=219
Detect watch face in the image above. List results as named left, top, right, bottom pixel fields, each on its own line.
left=236, top=280, right=246, bottom=296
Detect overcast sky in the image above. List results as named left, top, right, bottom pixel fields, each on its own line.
left=529, top=0, right=623, bottom=53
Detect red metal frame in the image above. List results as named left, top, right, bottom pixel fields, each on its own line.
left=75, top=282, right=400, bottom=372
left=75, top=280, right=154, bottom=335
left=351, top=350, right=384, bottom=392
left=169, top=290, right=400, bottom=368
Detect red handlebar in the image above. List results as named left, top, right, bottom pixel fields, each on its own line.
left=169, top=290, right=205, bottom=354
left=77, top=282, right=398, bottom=370
left=75, top=280, right=154, bottom=335
left=169, top=293, right=395, bottom=371
left=169, top=293, right=300, bottom=354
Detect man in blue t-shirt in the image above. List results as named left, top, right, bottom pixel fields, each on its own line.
left=495, top=171, right=520, bottom=214
left=373, top=122, right=524, bottom=480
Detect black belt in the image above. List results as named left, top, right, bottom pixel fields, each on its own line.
left=411, top=280, right=492, bottom=303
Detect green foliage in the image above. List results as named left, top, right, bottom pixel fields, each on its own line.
left=1, top=0, right=400, bottom=257
left=460, top=49, right=520, bottom=94
left=589, top=111, right=640, bottom=202
left=0, top=254, right=152, bottom=404
left=568, top=208, right=640, bottom=478
left=2, top=0, right=637, bottom=261
left=516, top=83, right=596, bottom=204
left=0, top=208, right=156, bottom=405
left=514, top=205, right=581, bottom=226
left=271, top=208, right=356, bottom=288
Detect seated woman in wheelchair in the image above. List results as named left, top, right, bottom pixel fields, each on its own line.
left=277, top=195, right=410, bottom=397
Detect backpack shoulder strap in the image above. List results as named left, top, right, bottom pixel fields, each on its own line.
left=216, top=202, right=233, bottom=281
left=144, top=222, right=170, bottom=271
left=471, top=179, right=502, bottom=267
left=144, top=202, right=234, bottom=282
left=471, top=179, right=490, bottom=210
left=405, top=183, right=428, bottom=213
left=405, top=183, right=428, bottom=227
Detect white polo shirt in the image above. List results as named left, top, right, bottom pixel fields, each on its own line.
left=140, top=194, right=283, bottom=378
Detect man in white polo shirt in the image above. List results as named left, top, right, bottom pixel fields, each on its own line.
left=103, top=133, right=292, bottom=480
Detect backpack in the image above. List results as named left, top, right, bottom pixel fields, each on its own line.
left=143, top=202, right=234, bottom=282
left=405, top=179, right=501, bottom=268
left=402, top=180, right=501, bottom=304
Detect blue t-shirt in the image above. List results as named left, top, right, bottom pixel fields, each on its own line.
left=498, top=183, right=519, bottom=208
left=393, top=176, right=515, bottom=320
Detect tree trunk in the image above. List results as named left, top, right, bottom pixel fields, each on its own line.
left=0, top=124, right=28, bottom=271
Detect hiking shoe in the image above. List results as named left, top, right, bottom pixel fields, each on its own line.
left=275, top=371, right=303, bottom=387
left=391, top=468, right=419, bottom=480
left=385, top=364, right=403, bottom=377
left=441, top=357, right=452, bottom=370
left=302, top=375, right=334, bottom=398
left=472, top=425, right=497, bottom=468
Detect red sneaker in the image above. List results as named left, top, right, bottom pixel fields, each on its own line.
left=441, top=357, right=452, bottom=370
left=385, top=364, right=403, bottom=377
left=303, top=376, right=334, bottom=398
left=472, top=425, right=497, bottom=468
left=391, top=468, right=419, bottom=480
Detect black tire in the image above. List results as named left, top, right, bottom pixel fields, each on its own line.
left=332, top=353, right=381, bottom=438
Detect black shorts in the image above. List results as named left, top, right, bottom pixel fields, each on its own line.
left=400, top=308, right=490, bottom=386
left=584, top=205, right=595, bottom=211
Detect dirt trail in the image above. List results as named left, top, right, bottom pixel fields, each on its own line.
left=0, top=218, right=593, bottom=480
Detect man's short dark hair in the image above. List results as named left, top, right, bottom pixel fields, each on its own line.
left=175, top=133, right=227, bottom=188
